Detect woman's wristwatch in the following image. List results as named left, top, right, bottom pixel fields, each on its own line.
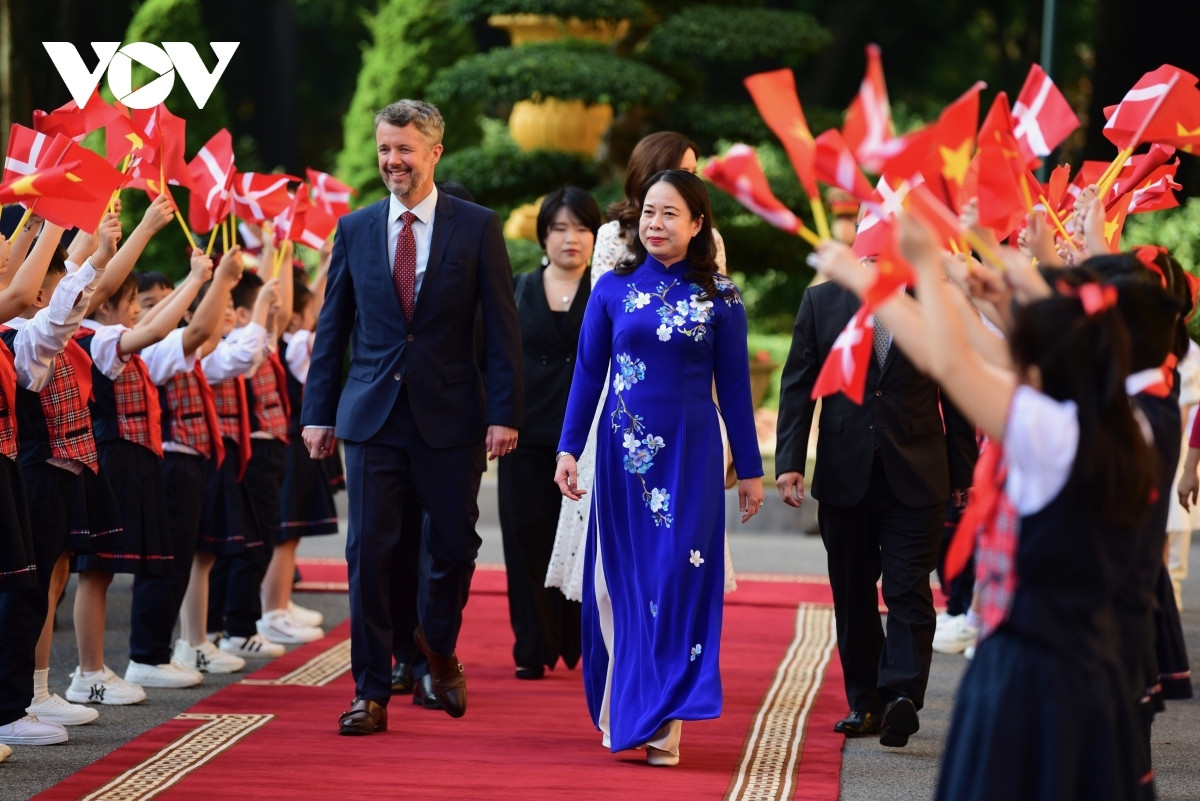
left=555, top=450, right=574, bottom=462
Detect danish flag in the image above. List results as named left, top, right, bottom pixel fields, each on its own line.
left=1011, top=64, right=1079, bottom=164
left=842, top=44, right=894, bottom=174
left=230, top=172, right=297, bottom=223
left=274, top=184, right=336, bottom=250
left=306, top=168, right=355, bottom=218
left=814, top=129, right=874, bottom=200
left=1103, top=65, right=1200, bottom=150
left=702, top=145, right=806, bottom=235
left=4, top=124, right=70, bottom=184
left=187, top=129, right=235, bottom=233
left=812, top=305, right=875, bottom=404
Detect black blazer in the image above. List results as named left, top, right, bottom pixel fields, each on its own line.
left=302, top=192, right=523, bottom=447
left=513, top=268, right=590, bottom=448
left=775, top=281, right=977, bottom=508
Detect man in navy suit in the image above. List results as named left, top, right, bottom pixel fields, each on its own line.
left=302, top=99, right=522, bottom=735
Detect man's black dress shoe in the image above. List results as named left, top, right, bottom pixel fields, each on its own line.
left=414, top=626, right=467, bottom=718
left=412, top=673, right=443, bottom=710
left=391, top=662, right=413, bottom=695
left=833, top=710, right=881, bottom=737
left=338, top=698, right=387, bottom=736
left=515, top=666, right=544, bottom=680
left=879, top=696, right=919, bottom=747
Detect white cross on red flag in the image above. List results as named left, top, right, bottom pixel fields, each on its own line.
left=843, top=44, right=894, bottom=174
left=230, top=172, right=297, bottom=223
left=1011, top=64, right=1079, bottom=164
left=306, top=168, right=355, bottom=218
left=812, top=305, right=875, bottom=404
left=187, top=129, right=236, bottom=233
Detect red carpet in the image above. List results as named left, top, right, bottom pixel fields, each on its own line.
left=38, top=571, right=845, bottom=801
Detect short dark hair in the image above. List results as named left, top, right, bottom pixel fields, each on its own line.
left=137, top=270, right=174, bottom=293
left=374, top=99, right=445, bottom=146
left=48, top=245, right=69, bottom=277
left=536, top=186, right=601, bottom=250
left=436, top=180, right=475, bottom=204
left=231, top=270, right=264, bottom=311
left=293, top=283, right=313, bottom=316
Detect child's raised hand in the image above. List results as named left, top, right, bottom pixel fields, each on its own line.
left=812, top=239, right=870, bottom=295
left=216, top=245, right=244, bottom=281
left=94, top=214, right=123, bottom=263
left=189, top=249, right=214, bottom=283
left=139, top=194, right=175, bottom=234
left=254, top=278, right=280, bottom=316
left=896, top=213, right=942, bottom=273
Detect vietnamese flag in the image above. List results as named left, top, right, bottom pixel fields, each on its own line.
left=702, top=144, right=808, bottom=235
left=744, top=69, right=819, bottom=198
left=1103, top=192, right=1133, bottom=251
left=34, top=139, right=128, bottom=231
left=0, top=160, right=98, bottom=206
left=905, top=183, right=967, bottom=253
left=923, top=82, right=985, bottom=213
left=812, top=305, right=876, bottom=404
left=31, top=89, right=122, bottom=141
left=1103, top=65, right=1200, bottom=150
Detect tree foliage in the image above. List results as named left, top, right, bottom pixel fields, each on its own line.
left=335, top=0, right=480, bottom=201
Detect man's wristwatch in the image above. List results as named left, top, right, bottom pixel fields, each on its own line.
left=555, top=450, right=573, bottom=462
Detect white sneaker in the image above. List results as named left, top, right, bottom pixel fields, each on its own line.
left=256, top=609, right=323, bottom=644
left=173, top=639, right=245, bottom=674
left=219, top=634, right=285, bottom=659
left=0, top=742, right=11, bottom=762
left=287, top=600, right=323, bottom=628
left=26, top=693, right=99, bottom=726
left=65, top=666, right=147, bottom=705
left=0, top=715, right=68, bottom=745
left=932, top=614, right=978, bottom=655
left=124, top=660, right=203, bottom=689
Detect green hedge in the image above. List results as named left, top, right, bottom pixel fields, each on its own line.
left=448, top=0, right=648, bottom=22
left=426, top=40, right=677, bottom=109
left=640, top=6, right=830, bottom=63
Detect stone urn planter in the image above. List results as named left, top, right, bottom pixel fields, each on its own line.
left=508, top=96, right=614, bottom=156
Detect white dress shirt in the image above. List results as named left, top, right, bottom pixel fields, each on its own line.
left=201, top=322, right=268, bottom=382
left=142, top=328, right=198, bottom=386
left=388, top=187, right=439, bottom=304
left=78, top=318, right=131, bottom=381
left=283, top=329, right=313, bottom=385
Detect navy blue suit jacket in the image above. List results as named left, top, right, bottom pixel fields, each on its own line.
left=301, top=192, right=523, bottom=448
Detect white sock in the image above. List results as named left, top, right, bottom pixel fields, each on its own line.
left=80, top=667, right=106, bottom=681
left=966, top=608, right=983, bottom=630
left=32, top=668, right=50, bottom=703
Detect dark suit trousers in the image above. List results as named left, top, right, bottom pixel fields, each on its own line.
left=344, top=388, right=484, bottom=704
left=389, top=479, right=429, bottom=679
left=818, top=454, right=943, bottom=713
left=129, top=453, right=204, bottom=665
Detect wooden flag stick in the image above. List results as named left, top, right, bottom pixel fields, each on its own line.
left=808, top=194, right=832, bottom=241
left=174, top=211, right=198, bottom=252
left=796, top=224, right=821, bottom=248
left=1038, top=194, right=1077, bottom=250
left=11, top=206, right=34, bottom=237
left=205, top=226, right=220, bottom=256
left=962, top=228, right=1006, bottom=273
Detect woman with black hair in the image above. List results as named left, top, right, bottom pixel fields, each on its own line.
left=554, top=170, right=763, bottom=766
left=498, top=187, right=600, bottom=680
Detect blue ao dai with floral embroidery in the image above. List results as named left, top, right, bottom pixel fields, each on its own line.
left=557, top=255, right=763, bottom=752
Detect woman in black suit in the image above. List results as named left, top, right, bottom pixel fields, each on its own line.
left=499, top=187, right=601, bottom=679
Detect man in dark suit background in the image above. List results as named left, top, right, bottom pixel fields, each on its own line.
left=302, top=99, right=522, bottom=735
left=775, top=266, right=975, bottom=748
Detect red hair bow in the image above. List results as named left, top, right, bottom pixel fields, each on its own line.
left=1078, top=282, right=1118, bottom=316
left=1134, top=245, right=1169, bottom=289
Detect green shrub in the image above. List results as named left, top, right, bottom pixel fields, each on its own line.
left=640, top=6, right=830, bottom=64
left=436, top=139, right=600, bottom=213
left=426, top=41, right=677, bottom=110
left=335, top=0, right=480, bottom=201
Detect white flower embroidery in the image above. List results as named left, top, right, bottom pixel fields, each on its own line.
left=690, top=643, right=703, bottom=662
left=649, top=487, right=670, bottom=513
left=656, top=322, right=672, bottom=342
left=689, top=549, right=704, bottom=567
left=634, top=291, right=652, bottom=309
left=643, top=434, right=664, bottom=450
left=623, top=432, right=641, bottom=452
left=650, top=601, right=658, bottom=618
left=689, top=294, right=714, bottom=322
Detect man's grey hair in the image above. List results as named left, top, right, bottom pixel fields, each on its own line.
left=374, top=100, right=445, bottom=146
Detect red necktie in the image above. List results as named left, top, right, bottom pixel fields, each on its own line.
left=393, top=210, right=417, bottom=321
left=194, top=361, right=226, bottom=466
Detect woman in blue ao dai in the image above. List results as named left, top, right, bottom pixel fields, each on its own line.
left=554, top=170, right=764, bottom=767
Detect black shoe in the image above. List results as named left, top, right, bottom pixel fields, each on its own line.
left=412, top=673, right=443, bottom=710
left=879, top=696, right=919, bottom=747
left=515, top=666, right=544, bottom=680
left=391, top=662, right=413, bottom=695
left=833, top=709, right=881, bottom=737
left=337, top=698, right=387, bottom=736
